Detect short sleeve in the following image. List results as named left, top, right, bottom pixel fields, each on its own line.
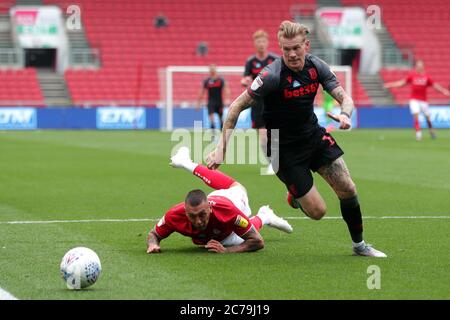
left=203, top=78, right=208, bottom=89
left=311, top=56, right=340, bottom=93
left=246, top=67, right=279, bottom=100
left=154, top=212, right=175, bottom=239
left=232, top=214, right=253, bottom=237
left=427, top=76, right=434, bottom=86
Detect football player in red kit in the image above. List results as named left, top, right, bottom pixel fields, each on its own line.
left=384, top=60, right=450, bottom=141
left=146, top=147, right=292, bottom=254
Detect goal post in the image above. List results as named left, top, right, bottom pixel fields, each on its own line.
left=160, top=65, right=352, bottom=131
left=162, top=66, right=244, bottom=131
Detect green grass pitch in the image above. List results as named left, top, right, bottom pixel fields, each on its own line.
left=0, top=129, right=449, bottom=299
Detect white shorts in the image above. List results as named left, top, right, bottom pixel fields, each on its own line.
left=409, top=99, right=430, bottom=116
left=208, top=185, right=252, bottom=246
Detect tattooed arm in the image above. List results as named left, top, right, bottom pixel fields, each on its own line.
left=205, top=226, right=264, bottom=253
left=326, top=86, right=354, bottom=130
left=206, top=90, right=256, bottom=169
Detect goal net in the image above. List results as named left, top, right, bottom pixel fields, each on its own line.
left=159, top=65, right=352, bottom=131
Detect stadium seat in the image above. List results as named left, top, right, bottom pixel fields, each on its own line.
left=0, top=68, right=45, bottom=107
left=45, top=0, right=368, bottom=107
left=342, top=0, right=450, bottom=104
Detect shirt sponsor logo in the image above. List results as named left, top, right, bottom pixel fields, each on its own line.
left=207, top=79, right=222, bottom=88
left=284, top=82, right=319, bottom=98
left=234, top=215, right=249, bottom=228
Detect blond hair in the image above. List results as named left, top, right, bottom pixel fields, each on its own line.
left=253, top=29, right=269, bottom=40
left=277, top=20, right=309, bottom=41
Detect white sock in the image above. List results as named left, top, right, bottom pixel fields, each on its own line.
left=257, top=209, right=270, bottom=225
left=184, top=161, right=198, bottom=173
left=352, top=240, right=365, bottom=248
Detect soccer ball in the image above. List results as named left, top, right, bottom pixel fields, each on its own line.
left=60, top=247, right=102, bottom=290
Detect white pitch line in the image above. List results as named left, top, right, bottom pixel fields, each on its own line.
left=0, top=218, right=156, bottom=225
left=0, top=216, right=449, bottom=225
left=0, top=287, right=18, bottom=300
left=285, top=215, right=450, bottom=220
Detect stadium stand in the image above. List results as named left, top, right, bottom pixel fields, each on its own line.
left=0, top=0, right=400, bottom=106
left=0, top=1, right=44, bottom=106
left=0, top=68, right=45, bottom=107
left=42, top=0, right=370, bottom=107
left=342, top=0, right=450, bottom=104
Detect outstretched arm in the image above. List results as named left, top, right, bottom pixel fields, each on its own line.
left=384, top=79, right=407, bottom=89
left=432, top=83, right=450, bottom=96
left=205, top=226, right=264, bottom=253
left=206, top=90, right=256, bottom=169
left=146, top=229, right=162, bottom=254
left=326, top=86, right=354, bottom=130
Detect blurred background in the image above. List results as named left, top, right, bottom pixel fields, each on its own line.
left=0, top=0, right=449, bottom=130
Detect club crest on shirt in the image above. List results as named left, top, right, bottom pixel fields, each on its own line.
left=234, top=215, right=249, bottom=228
left=308, top=68, right=318, bottom=80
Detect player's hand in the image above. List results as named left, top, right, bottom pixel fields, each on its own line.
left=326, top=112, right=351, bottom=130
left=241, top=77, right=252, bottom=87
left=205, top=239, right=227, bottom=253
left=206, top=148, right=224, bottom=170
left=146, top=244, right=161, bottom=254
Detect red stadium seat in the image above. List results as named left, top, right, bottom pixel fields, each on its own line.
left=0, top=68, right=45, bottom=107
left=37, top=0, right=376, bottom=106
left=342, top=0, right=450, bottom=104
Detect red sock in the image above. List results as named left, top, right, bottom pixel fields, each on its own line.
left=193, top=165, right=235, bottom=190
left=250, top=216, right=263, bottom=231
left=414, top=118, right=420, bottom=131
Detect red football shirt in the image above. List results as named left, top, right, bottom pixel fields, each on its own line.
left=406, top=72, right=434, bottom=101
left=154, top=195, right=253, bottom=245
